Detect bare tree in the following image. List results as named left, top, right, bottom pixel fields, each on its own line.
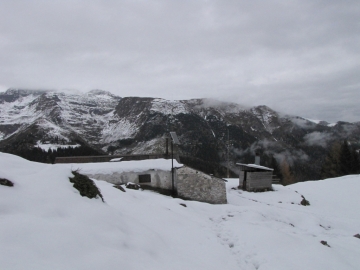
left=281, top=159, right=295, bottom=185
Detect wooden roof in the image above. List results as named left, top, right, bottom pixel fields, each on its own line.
left=236, top=163, right=273, bottom=172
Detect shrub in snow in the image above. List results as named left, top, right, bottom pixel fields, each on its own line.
left=125, top=182, right=142, bottom=190
left=0, top=178, right=14, bottom=187
left=69, top=171, right=104, bottom=201
left=300, top=195, right=310, bottom=206
left=113, top=184, right=126, bottom=192
left=320, top=240, right=330, bottom=247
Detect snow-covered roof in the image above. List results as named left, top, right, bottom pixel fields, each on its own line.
left=57, top=158, right=183, bottom=175
left=236, top=163, right=273, bottom=171
left=110, top=157, right=123, bottom=162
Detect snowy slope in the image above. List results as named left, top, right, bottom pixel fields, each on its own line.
left=1, top=152, right=360, bottom=269
left=224, top=178, right=360, bottom=269
left=0, top=153, right=237, bottom=270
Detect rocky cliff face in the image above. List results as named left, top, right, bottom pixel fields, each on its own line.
left=1, top=89, right=359, bottom=181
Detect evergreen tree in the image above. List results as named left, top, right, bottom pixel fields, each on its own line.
left=351, top=148, right=360, bottom=174
left=339, top=140, right=352, bottom=175
left=321, top=142, right=341, bottom=179
left=321, top=140, right=360, bottom=179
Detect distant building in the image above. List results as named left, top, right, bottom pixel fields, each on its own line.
left=236, top=153, right=273, bottom=191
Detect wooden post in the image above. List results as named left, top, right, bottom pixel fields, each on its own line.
left=171, top=141, right=174, bottom=196
left=166, top=137, right=169, bottom=156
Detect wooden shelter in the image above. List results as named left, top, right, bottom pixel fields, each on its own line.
left=236, top=163, right=273, bottom=192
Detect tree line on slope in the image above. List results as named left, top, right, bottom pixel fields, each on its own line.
left=265, top=140, right=360, bottom=185
left=8, top=144, right=102, bottom=164
left=320, top=140, right=360, bottom=179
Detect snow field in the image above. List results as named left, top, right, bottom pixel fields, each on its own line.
left=1, top=152, right=360, bottom=269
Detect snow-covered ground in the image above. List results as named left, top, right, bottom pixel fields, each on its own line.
left=1, top=152, right=359, bottom=270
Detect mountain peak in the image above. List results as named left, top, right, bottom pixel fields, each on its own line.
left=87, top=89, right=120, bottom=97
left=3, top=88, right=50, bottom=96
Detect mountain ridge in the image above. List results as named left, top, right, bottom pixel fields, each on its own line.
left=1, top=88, right=359, bottom=181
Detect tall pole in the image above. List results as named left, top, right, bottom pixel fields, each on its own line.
left=166, top=137, right=169, bottom=157
left=227, top=128, right=229, bottom=178
left=171, top=141, right=174, bottom=196
left=169, top=131, right=180, bottom=197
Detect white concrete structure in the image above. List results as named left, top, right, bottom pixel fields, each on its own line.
left=61, top=159, right=227, bottom=204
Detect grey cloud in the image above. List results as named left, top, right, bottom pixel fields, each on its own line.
left=290, top=118, right=315, bottom=129
left=304, top=132, right=333, bottom=147
left=274, top=150, right=309, bottom=166
left=233, top=139, right=279, bottom=157
left=233, top=139, right=309, bottom=166
left=0, top=0, right=359, bottom=122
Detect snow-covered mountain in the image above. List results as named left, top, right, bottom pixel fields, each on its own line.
left=0, top=88, right=120, bottom=143
left=1, top=152, right=359, bottom=269
left=1, top=88, right=359, bottom=181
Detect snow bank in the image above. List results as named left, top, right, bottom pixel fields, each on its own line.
left=1, top=152, right=360, bottom=270
left=0, top=153, right=234, bottom=270
left=225, top=178, right=360, bottom=269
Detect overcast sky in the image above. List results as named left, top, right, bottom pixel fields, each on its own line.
left=0, top=0, right=359, bottom=122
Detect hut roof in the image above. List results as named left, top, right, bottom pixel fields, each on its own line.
left=57, top=158, right=183, bottom=175
left=236, top=163, right=273, bottom=172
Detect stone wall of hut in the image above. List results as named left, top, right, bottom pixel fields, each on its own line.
left=176, top=166, right=227, bottom=204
